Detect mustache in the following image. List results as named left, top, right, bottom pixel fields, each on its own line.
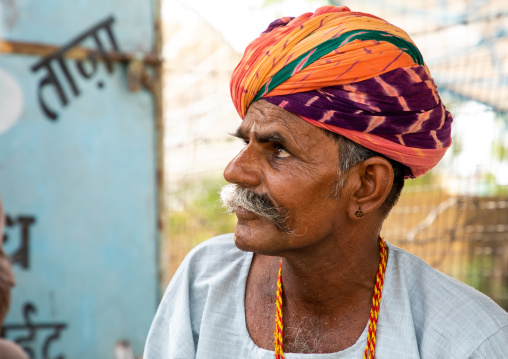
left=219, top=184, right=290, bottom=233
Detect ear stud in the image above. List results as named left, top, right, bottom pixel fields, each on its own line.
left=355, top=209, right=365, bottom=218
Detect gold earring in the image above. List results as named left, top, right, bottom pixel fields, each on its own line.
left=355, top=209, right=365, bottom=218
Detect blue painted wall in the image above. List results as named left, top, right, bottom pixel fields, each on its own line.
left=0, top=1, right=159, bottom=357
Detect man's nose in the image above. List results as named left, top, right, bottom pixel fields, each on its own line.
left=223, top=147, right=261, bottom=188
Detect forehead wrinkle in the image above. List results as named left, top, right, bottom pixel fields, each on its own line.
left=257, top=104, right=325, bottom=149
left=243, top=101, right=336, bottom=161
left=241, top=107, right=296, bottom=143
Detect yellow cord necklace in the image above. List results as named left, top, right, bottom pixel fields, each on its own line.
left=274, top=237, right=388, bottom=359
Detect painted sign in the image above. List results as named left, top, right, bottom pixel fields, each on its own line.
left=0, top=1, right=160, bottom=357
left=31, top=16, right=120, bottom=121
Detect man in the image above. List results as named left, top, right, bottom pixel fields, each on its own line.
left=145, top=6, right=508, bottom=358
left=0, top=198, right=29, bottom=358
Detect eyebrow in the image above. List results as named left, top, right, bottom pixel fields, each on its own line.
left=232, top=127, right=288, bottom=144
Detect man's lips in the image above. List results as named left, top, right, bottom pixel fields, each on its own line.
left=235, top=206, right=261, bottom=220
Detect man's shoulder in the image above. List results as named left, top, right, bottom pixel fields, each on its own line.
left=158, top=233, right=248, bottom=313
left=175, top=233, right=250, bottom=284
left=187, top=233, right=238, bottom=255
left=388, top=242, right=508, bottom=321
left=184, top=233, right=243, bottom=265
left=386, top=242, right=508, bottom=355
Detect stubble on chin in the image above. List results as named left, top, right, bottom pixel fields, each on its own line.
left=232, top=217, right=295, bottom=255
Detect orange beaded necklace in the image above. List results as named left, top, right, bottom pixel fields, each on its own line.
left=274, top=236, right=388, bottom=359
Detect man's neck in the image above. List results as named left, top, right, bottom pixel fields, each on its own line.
left=244, top=232, right=382, bottom=353
left=280, top=233, right=380, bottom=306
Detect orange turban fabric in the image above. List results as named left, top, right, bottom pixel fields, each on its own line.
left=230, top=6, right=452, bottom=178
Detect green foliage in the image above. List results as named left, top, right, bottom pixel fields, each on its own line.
left=263, top=0, right=284, bottom=5
left=478, top=172, right=508, bottom=197
left=499, top=186, right=508, bottom=196
left=492, top=141, right=507, bottom=161
left=451, top=134, right=463, bottom=157
left=405, top=170, right=436, bottom=188
left=465, top=254, right=494, bottom=293
left=168, top=178, right=237, bottom=247
left=192, top=180, right=237, bottom=235
left=465, top=253, right=508, bottom=310
left=494, top=111, right=508, bottom=126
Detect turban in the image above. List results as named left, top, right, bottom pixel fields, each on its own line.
left=230, top=5, right=452, bottom=178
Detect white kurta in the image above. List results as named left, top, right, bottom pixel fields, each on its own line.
left=144, top=234, right=508, bottom=358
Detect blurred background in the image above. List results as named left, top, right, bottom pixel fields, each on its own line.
left=0, top=0, right=507, bottom=357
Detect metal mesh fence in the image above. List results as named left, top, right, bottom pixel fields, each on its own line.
left=384, top=186, right=508, bottom=309
left=162, top=0, right=508, bottom=309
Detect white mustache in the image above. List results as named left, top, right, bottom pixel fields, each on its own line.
left=219, top=184, right=290, bottom=232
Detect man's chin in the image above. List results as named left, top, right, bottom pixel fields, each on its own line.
left=233, top=221, right=255, bottom=252
left=233, top=234, right=253, bottom=253
left=232, top=221, right=286, bottom=254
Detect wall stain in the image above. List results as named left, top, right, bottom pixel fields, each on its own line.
left=0, top=0, right=18, bottom=30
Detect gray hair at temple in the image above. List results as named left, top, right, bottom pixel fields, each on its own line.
left=325, top=131, right=406, bottom=218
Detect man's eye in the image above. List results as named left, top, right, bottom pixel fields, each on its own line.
left=275, top=146, right=290, bottom=158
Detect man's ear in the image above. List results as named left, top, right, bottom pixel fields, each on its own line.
left=345, top=157, right=393, bottom=220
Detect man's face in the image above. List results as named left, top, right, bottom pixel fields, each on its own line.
left=223, top=100, right=347, bottom=255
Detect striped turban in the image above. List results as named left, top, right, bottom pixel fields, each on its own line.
left=230, top=5, right=452, bottom=178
